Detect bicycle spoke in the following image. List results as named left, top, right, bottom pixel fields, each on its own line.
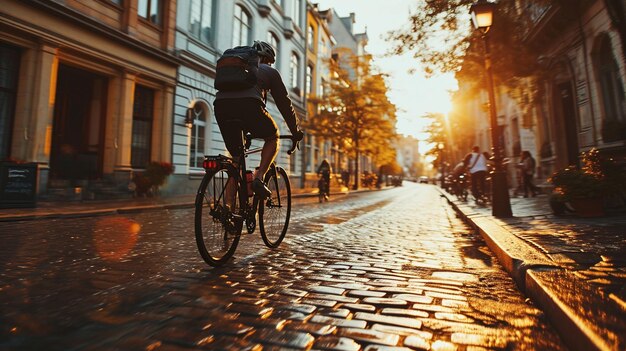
left=195, top=167, right=242, bottom=266
left=259, top=167, right=291, bottom=248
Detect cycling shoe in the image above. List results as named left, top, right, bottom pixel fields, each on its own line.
left=252, top=178, right=271, bottom=199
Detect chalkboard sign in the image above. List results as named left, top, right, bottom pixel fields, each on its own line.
left=0, top=162, right=38, bottom=208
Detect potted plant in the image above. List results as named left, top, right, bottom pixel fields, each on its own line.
left=549, top=167, right=604, bottom=217
left=548, top=149, right=625, bottom=217
left=132, top=162, right=174, bottom=197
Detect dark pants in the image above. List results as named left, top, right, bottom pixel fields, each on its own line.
left=471, top=171, right=487, bottom=198
left=523, top=173, right=538, bottom=196
left=214, top=98, right=278, bottom=158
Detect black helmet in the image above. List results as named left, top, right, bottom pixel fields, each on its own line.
left=253, top=40, right=276, bottom=63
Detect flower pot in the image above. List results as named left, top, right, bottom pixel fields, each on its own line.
left=570, top=197, right=604, bottom=218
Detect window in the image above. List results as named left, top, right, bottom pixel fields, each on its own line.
left=292, top=0, right=302, bottom=27
left=233, top=5, right=251, bottom=47
left=308, top=25, right=315, bottom=51
left=268, top=31, right=280, bottom=67
left=319, top=38, right=326, bottom=57
left=306, top=64, right=313, bottom=95
left=290, top=52, right=300, bottom=90
left=107, top=0, right=121, bottom=5
left=138, top=0, right=161, bottom=25
left=131, top=85, right=154, bottom=168
left=0, top=44, right=20, bottom=160
left=189, top=102, right=207, bottom=169
left=595, top=34, right=626, bottom=142
left=190, top=0, right=214, bottom=44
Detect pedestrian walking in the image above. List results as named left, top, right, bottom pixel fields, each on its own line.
left=519, top=150, right=539, bottom=197
left=464, top=146, right=488, bottom=201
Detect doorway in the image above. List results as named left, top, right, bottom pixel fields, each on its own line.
left=50, top=64, right=107, bottom=181
left=556, top=82, right=580, bottom=167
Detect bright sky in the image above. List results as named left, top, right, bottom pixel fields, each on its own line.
left=315, top=0, right=458, bottom=149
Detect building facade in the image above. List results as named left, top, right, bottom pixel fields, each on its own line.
left=1, top=0, right=178, bottom=199
left=525, top=0, right=626, bottom=180
left=457, top=0, right=626, bottom=190
left=167, top=0, right=307, bottom=195
left=395, top=135, right=421, bottom=177
left=302, top=3, right=336, bottom=187
left=325, top=8, right=373, bottom=182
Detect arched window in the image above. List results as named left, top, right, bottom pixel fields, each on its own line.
left=233, top=5, right=251, bottom=47
left=594, top=34, right=626, bottom=142
left=189, top=101, right=209, bottom=169
left=267, top=31, right=280, bottom=67
left=290, top=52, right=300, bottom=90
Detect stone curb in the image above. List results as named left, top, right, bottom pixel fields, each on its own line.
left=439, top=189, right=623, bottom=351
left=525, top=269, right=624, bottom=351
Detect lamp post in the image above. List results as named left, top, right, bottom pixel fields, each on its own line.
left=438, top=142, right=445, bottom=189
left=470, top=0, right=512, bottom=217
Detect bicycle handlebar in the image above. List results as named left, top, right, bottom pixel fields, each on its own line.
left=278, top=135, right=301, bottom=155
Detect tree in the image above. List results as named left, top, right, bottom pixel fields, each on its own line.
left=386, top=0, right=570, bottom=94
left=304, top=51, right=398, bottom=189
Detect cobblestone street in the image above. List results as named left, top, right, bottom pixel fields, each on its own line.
left=0, top=183, right=566, bottom=350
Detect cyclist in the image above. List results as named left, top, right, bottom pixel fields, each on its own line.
left=317, top=159, right=332, bottom=200
left=214, top=41, right=304, bottom=199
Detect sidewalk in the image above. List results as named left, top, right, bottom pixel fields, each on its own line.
left=439, top=189, right=626, bottom=351
left=0, top=186, right=352, bottom=222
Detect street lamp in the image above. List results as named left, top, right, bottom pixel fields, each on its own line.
left=470, top=0, right=512, bottom=217
left=438, top=142, right=445, bottom=189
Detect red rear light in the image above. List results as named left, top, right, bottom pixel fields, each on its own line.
left=203, top=160, right=219, bottom=170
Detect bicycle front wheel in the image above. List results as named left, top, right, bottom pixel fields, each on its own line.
left=259, top=167, right=291, bottom=248
left=195, top=165, right=242, bottom=266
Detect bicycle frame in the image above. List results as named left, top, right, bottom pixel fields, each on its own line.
left=203, top=134, right=298, bottom=232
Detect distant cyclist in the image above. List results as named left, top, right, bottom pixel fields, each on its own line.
left=317, top=159, right=332, bottom=200
left=214, top=41, right=304, bottom=199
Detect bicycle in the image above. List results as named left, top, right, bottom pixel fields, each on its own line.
left=194, top=131, right=299, bottom=267
left=317, top=174, right=329, bottom=203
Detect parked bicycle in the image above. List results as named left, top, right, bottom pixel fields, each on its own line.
left=194, top=132, right=299, bottom=267
left=451, top=173, right=469, bottom=201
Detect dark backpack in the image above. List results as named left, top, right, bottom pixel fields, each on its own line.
left=214, top=46, right=260, bottom=91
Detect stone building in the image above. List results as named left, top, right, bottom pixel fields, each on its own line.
left=458, top=0, right=626, bottom=189
left=302, top=3, right=336, bottom=188
left=1, top=0, right=178, bottom=199
left=524, top=0, right=626, bottom=180
left=167, top=0, right=307, bottom=194
left=325, top=9, right=372, bottom=184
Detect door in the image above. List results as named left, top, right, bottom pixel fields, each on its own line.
left=557, top=82, right=580, bottom=167
left=50, top=64, right=107, bottom=181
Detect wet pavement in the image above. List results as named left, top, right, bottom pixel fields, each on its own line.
left=441, top=190, right=626, bottom=351
left=0, top=183, right=565, bottom=350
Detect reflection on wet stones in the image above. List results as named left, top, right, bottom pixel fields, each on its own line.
left=0, top=185, right=566, bottom=350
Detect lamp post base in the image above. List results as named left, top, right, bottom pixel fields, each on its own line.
left=491, top=170, right=512, bottom=217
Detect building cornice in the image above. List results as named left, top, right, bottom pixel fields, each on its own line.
left=24, top=0, right=180, bottom=66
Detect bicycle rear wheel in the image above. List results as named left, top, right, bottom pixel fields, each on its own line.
left=259, top=167, right=291, bottom=248
left=195, top=165, right=243, bottom=266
